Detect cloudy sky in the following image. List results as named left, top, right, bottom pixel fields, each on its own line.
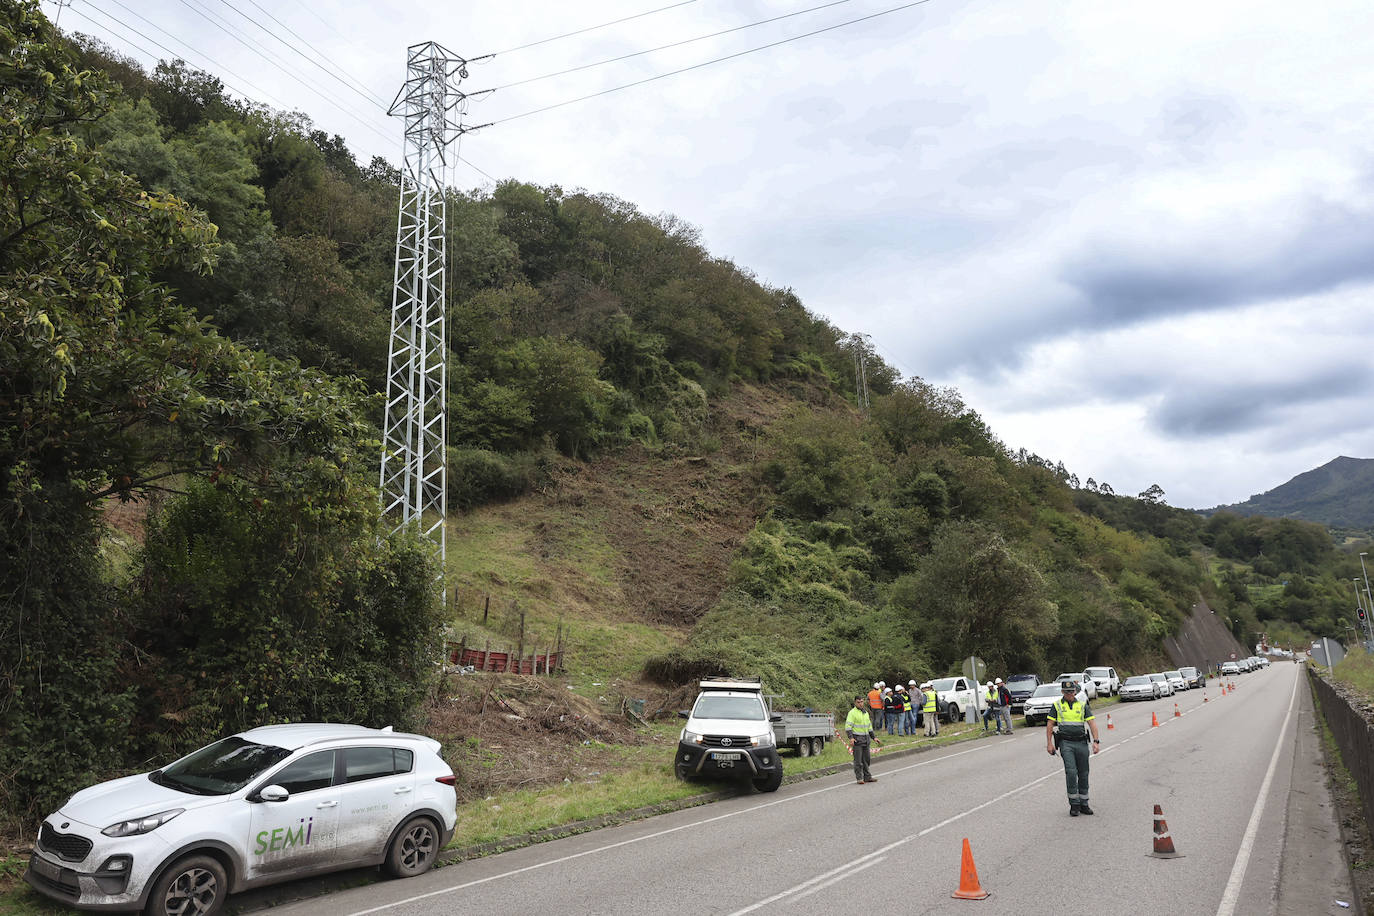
left=47, top=0, right=1374, bottom=509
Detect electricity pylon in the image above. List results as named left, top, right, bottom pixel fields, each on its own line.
left=378, top=42, right=479, bottom=593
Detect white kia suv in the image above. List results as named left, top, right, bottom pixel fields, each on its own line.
left=25, top=723, right=457, bottom=916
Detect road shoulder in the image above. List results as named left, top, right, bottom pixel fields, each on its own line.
left=1280, top=673, right=1361, bottom=915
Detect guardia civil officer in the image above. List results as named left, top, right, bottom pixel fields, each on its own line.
left=1045, top=680, right=1101, bottom=816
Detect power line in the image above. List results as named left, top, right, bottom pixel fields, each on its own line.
left=482, top=0, right=935, bottom=128
left=71, top=0, right=294, bottom=112
left=222, top=0, right=391, bottom=109
left=169, top=0, right=396, bottom=147
left=492, top=0, right=699, bottom=56
left=493, top=0, right=856, bottom=91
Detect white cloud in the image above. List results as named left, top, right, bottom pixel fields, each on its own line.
left=52, top=0, right=1374, bottom=507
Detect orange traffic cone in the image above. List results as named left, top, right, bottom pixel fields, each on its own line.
left=1147, top=804, right=1184, bottom=858
left=1203, top=692, right=1208, bottom=703
left=951, top=837, right=990, bottom=899
left=1173, top=703, right=1180, bottom=718
left=1106, top=713, right=1114, bottom=730
left=1151, top=711, right=1159, bottom=727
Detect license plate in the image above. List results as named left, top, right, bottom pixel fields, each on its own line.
left=712, top=752, right=741, bottom=764
left=30, top=855, right=61, bottom=882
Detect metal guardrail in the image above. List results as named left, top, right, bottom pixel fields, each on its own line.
left=1308, top=667, right=1374, bottom=836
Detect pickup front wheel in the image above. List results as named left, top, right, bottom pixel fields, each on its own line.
left=946, top=704, right=960, bottom=723
left=753, top=769, right=783, bottom=793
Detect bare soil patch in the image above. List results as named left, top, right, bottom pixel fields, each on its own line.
left=425, top=674, right=655, bottom=801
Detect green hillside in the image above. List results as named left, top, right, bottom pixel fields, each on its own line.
left=1209, top=456, right=1374, bottom=529
left=3, top=0, right=1371, bottom=838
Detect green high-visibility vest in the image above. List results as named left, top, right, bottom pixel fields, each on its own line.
left=1050, top=698, right=1092, bottom=739
left=922, top=690, right=937, bottom=713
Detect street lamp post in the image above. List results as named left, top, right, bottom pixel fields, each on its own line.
left=1361, top=553, right=1374, bottom=644
left=1354, top=578, right=1370, bottom=647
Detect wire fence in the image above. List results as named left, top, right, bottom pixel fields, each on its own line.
left=1308, top=666, right=1374, bottom=835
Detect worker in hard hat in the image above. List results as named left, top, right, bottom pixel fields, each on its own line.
left=867, top=682, right=884, bottom=733
left=921, top=682, right=939, bottom=737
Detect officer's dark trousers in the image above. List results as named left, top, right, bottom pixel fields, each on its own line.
left=1060, top=739, right=1090, bottom=805
left=851, top=736, right=873, bottom=781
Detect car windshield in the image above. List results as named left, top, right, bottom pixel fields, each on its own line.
left=931, top=678, right=960, bottom=692
left=1124, top=676, right=1151, bottom=685
left=1085, top=668, right=1110, bottom=677
left=1006, top=675, right=1038, bottom=685
left=1165, top=671, right=1182, bottom=678
left=693, top=694, right=765, bottom=721
left=1149, top=673, right=1167, bottom=681
left=153, top=737, right=293, bottom=796
left=1031, top=685, right=1062, bottom=697
left=1179, top=667, right=1198, bottom=676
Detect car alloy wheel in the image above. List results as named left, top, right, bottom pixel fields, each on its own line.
left=385, top=816, right=439, bottom=878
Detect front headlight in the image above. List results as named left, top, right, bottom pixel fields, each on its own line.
left=681, top=730, right=704, bottom=745
left=102, top=809, right=184, bottom=837
left=752, top=732, right=774, bottom=748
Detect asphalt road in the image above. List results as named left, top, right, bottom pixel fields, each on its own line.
left=266, top=663, right=1355, bottom=916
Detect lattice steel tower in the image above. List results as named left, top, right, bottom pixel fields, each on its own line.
left=379, top=42, right=476, bottom=582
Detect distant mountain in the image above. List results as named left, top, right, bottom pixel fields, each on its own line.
left=1207, top=456, right=1374, bottom=528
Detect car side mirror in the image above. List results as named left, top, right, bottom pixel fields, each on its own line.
left=769, top=713, right=783, bottom=723
left=257, top=784, right=289, bottom=803
left=677, top=710, right=689, bottom=719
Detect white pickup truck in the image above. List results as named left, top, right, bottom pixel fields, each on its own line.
left=930, top=675, right=983, bottom=723
left=675, top=680, right=832, bottom=791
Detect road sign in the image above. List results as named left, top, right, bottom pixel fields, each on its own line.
left=962, top=656, right=987, bottom=682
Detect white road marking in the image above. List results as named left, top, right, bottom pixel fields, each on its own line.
left=792, top=855, right=887, bottom=900
left=336, top=691, right=1217, bottom=916
left=1215, top=673, right=1298, bottom=916
left=339, top=744, right=991, bottom=916
left=728, top=766, right=1063, bottom=914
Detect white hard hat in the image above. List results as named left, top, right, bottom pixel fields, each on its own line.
left=995, top=678, right=1003, bottom=684
left=874, top=682, right=881, bottom=689
left=985, top=681, right=993, bottom=688
left=908, top=679, right=916, bottom=685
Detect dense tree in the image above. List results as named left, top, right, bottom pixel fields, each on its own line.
left=0, top=0, right=428, bottom=823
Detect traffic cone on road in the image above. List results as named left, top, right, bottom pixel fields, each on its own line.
left=1147, top=804, right=1184, bottom=858
left=951, top=837, right=990, bottom=899
left=1203, top=691, right=1208, bottom=703
left=1151, top=711, right=1159, bottom=727
left=1174, top=703, right=1180, bottom=718
left=1106, top=714, right=1114, bottom=730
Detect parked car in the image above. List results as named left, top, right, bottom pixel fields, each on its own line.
left=1004, top=673, right=1042, bottom=713
left=1084, top=666, right=1120, bottom=697
left=1221, top=661, right=1240, bottom=676
left=1256, top=656, right=1270, bottom=668
left=1148, top=672, right=1174, bottom=696
left=1163, top=670, right=1188, bottom=692
left=1055, top=673, right=1098, bottom=700
left=25, top=724, right=458, bottom=916
left=1023, top=684, right=1075, bottom=726
left=1178, top=666, right=1205, bottom=688
left=1119, top=675, right=1159, bottom=701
